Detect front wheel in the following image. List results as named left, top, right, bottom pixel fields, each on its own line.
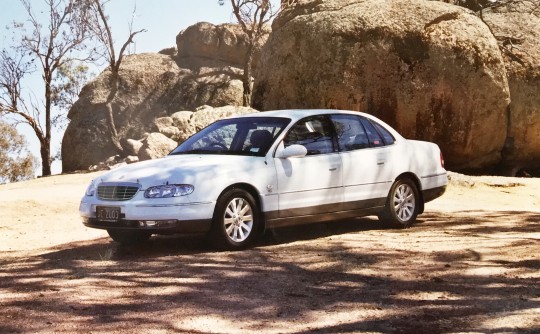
left=107, top=230, right=151, bottom=245
left=209, top=189, right=261, bottom=250
left=379, top=179, right=420, bottom=228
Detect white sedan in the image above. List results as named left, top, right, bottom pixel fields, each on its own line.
left=80, top=109, right=447, bottom=249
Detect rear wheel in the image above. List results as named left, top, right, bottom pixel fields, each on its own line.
left=379, top=178, right=420, bottom=228
left=209, top=189, right=261, bottom=250
left=107, top=230, right=151, bottom=245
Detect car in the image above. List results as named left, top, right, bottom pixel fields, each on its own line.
left=80, top=109, right=447, bottom=250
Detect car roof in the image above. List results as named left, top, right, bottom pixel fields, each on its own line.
left=235, top=109, right=374, bottom=122
left=233, top=109, right=404, bottom=141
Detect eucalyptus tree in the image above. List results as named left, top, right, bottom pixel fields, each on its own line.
left=0, top=0, right=93, bottom=176
left=219, top=0, right=297, bottom=106
left=85, top=0, right=145, bottom=154
left=0, top=121, right=36, bottom=183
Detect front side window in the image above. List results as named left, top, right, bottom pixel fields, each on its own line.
left=170, top=117, right=290, bottom=156
left=283, top=115, right=336, bottom=155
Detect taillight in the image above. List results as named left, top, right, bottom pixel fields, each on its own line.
left=440, top=150, right=445, bottom=169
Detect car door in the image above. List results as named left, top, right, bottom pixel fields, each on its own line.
left=274, top=115, right=343, bottom=218
left=330, top=114, right=395, bottom=211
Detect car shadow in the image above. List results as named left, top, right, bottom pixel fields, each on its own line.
left=36, top=216, right=388, bottom=261
left=3, top=210, right=539, bottom=333
left=260, top=216, right=385, bottom=246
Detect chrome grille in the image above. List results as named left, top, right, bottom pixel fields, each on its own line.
left=97, top=182, right=140, bottom=201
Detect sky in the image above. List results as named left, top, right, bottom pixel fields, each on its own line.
left=0, top=0, right=266, bottom=175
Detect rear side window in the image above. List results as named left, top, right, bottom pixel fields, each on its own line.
left=360, top=118, right=384, bottom=147
left=371, top=120, right=395, bottom=145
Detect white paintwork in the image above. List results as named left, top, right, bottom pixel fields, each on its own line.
left=273, top=142, right=343, bottom=216
left=80, top=155, right=276, bottom=222
left=340, top=145, right=394, bottom=203
left=275, top=144, right=308, bottom=159
left=80, top=109, right=448, bottom=233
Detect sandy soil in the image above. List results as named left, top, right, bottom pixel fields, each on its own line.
left=0, top=171, right=539, bottom=333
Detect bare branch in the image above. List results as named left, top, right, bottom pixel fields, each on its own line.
left=88, top=0, right=146, bottom=73
left=91, top=0, right=116, bottom=66
left=227, top=0, right=286, bottom=106
left=85, top=0, right=146, bottom=155
left=1, top=0, right=93, bottom=176
left=115, top=28, right=146, bottom=73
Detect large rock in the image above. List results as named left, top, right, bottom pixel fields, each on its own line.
left=176, top=22, right=270, bottom=70
left=120, top=138, right=143, bottom=157
left=138, top=133, right=178, bottom=161
left=190, top=105, right=257, bottom=132
left=152, top=116, right=181, bottom=140
left=62, top=53, right=245, bottom=172
left=171, top=105, right=258, bottom=142
left=254, top=0, right=510, bottom=170
left=171, top=110, right=195, bottom=142
left=483, top=12, right=540, bottom=174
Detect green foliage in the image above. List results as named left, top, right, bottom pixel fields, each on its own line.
left=0, top=0, right=96, bottom=176
left=0, top=121, right=36, bottom=183
left=51, top=59, right=92, bottom=129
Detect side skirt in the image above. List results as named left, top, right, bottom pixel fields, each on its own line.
left=264, top=205, right=385, bottom=229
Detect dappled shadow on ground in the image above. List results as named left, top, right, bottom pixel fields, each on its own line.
left=0, top=211, right=539, bottom=333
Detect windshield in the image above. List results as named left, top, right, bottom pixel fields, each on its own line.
left=169, top=117, right=290, bottom=156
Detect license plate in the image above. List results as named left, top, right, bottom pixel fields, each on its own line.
left=96, top=206, right=121, bottom=222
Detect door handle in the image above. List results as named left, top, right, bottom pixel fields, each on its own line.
left=329, top=167, right=338, bottom=171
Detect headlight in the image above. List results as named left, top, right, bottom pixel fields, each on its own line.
left=144, top=184, right=194, bottom=198
left=85, top=181, right=96, bottom=196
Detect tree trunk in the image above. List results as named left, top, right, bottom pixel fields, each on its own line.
left=105, top=72, right=124, bottom=155
left=242, top=43, right=256, bottom=107
left=43, top=69, right=53, bottom=176
left=40, top=139, right=51, bottom=176
left=105, top=102, right=124, bottom=154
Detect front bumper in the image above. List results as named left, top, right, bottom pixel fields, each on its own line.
left=79, top=197, right=214, bottom=234
left=82, top=217, right=211, bottom=234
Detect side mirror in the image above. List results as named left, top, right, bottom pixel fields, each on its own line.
left=276, top=144, right=308, bottom=159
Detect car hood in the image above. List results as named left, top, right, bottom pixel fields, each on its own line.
left=95, top=154, right=260, bottom=188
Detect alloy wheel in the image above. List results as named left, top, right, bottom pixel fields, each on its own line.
left=223, top=197, right=253, bottom=242
left=392, top=183, right=416, bottom=222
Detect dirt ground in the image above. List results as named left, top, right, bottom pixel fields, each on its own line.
left=0, top=171, right=539, bottom=333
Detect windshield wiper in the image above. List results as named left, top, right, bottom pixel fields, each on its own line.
left=170, top=149, right=223, bottom=155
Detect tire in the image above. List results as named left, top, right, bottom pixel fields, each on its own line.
left=209, top=188, right=261, bottom=250
left=107, top=230, right=151, bottom=245
left=379, top=178, right=420, bottom=228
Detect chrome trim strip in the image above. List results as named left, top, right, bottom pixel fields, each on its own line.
left=98, top=182, right=141, bottom=188
left=344, top=181, right=392, bottom=187
left=135, top=201, right=213, bottom=208
left=277, top=181, right=391, bottom=196
left=277, top=185, right=342, bottom=195
left=421, top=173, right=447, bottom=179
